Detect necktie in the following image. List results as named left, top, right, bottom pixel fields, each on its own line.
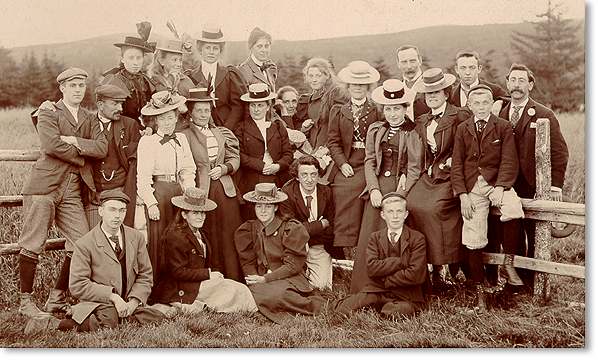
left=390, top=232, right=397, bottom=245
left=476, top=120, right=486, bottom=133
left=109, top=235, right=122, bottom=257
left=405, top=78, right=415, bottom=89
left=510, top=105, right=523, bottom=128
left=305, top=195, right=314, bottom=220
left=100, top=121, right=111, bottom=137
left=160, top=133, right=181, bottom=146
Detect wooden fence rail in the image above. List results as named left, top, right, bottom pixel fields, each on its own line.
left=0, top=119, right=586, bottom=304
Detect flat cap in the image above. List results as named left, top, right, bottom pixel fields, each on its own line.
left=99, top=189, right=130, bottom=204
left=468, top=83, right=493, bottom=94
left=56, top=67, right=88, bottom=84
left=381, top=191, right=406, bottom=203
left=95, top=84, right=130, bottom=101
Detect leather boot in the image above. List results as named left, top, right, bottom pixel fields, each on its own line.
left=18, top=293, right=47, bottom=318
left=24, top=314, right=61, bottom=335
left=475, top=285, right=487, bottom=312
left=502, top=254, right=524, bottom=286
left=44, top=289, right=71, bottom=313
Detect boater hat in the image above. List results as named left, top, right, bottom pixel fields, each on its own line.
left=337, top=60, right=380, bottom=85
left=371, top=79, right=410, bottom=106
left=240, top=83, right=277, bottom=102
left=154, top=39, right=184, bottom=54
left=186, top=87, right=218, bottom=102
left=415, top=68, right=456, bottom=93
left=197, top=25, right=226, bottom=43
left=287, top=129, right=307, bottom=144
left=113, top=36, right=153, bottom=53
left=171, top=187, right=217, bottom=212
left=140, top=91, right=186, bottom=116
left=243, top=183, right=288, bottom=204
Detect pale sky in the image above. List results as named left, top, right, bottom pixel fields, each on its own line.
left=0, top=0, right=585, bottom=48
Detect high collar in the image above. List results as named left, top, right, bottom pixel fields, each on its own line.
left=475, top=114, right=491, bottom=123
left=351, top=97, right=367, bottom=107
left=251, top=54, right=265, bottom=67
left=511, top=97, right=530, bottom=109
left=431, top=102, right=447, bottom=116
left=263, top=215, right=283, bottom=236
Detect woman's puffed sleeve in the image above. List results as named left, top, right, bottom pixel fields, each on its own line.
left=220, top=127, right=240, bottom=174
left=234, top=221, right=259, bottom=276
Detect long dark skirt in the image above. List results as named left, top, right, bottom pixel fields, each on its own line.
left=350, top=176, right=398, bottom=293
left=249, top=279, right=325, bottom=324
left=407, top=175, right=462, bottom=265
left=147, top=181, right=182, bottom=283
left=204, top=180, right=243, bottom=282
left=331, top=166, right=366, bottom=247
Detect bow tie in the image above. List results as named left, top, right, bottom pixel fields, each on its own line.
left=259, top=61, right=275, bottom=72
left=160, top=133, right=180, bottom=146
left=432, top=113, right=443, bottom=120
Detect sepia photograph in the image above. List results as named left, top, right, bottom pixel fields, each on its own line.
left=0, top=0, right=587, bottom=349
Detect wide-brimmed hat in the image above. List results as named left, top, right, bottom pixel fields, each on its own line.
left=171, top=187, right=217, bottom=212
left=337, top=60, right=380, bottom=85
left=197, top=25, right=226, bottom=43
left=114, top=36, right=153, bottom=53
left=186, top=88, right=218, bottom=102
left=415, top=68, right=456, bottom=93
left=154, top=39, right=183, bottom=54
left=371, top=79, right=410, bottom=105
left=243, top=183, right=288, bottom=204
left=240, top=83, right=277, bottom=102
left=287, top=129, right=307, bottom=144
left=140, top=91, right=186, bottom=116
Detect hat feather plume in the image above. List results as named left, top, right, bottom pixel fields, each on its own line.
left=166, top=20, right=180, bottom=39
left=136, top=21, right=152, bottom=42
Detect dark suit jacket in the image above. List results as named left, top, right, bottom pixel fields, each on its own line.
left=234, top=118, right=293, bottom=193
left=451, top=114, right=519, bottom=195
left=23, top=100, right=109, bottom=196
left=498, top=98, right=569, bottom=193
left=237, top=57, right=277, bottom=92
left=186, top=64, right=247, bottom=131
left=152, top=225, right=212, bottom=305
left=279, top=180, right=335, bottom=248
left=327, top=100, right=382, bottom=180
left=362, top=225, right=427, bottom=303
left=448, top=79, right=507, bottom=108
left=90, top=114, right=141, bottom=226
left=414, top=103, right=471, bottom=182
left=296, top=85, right=348, bottom=148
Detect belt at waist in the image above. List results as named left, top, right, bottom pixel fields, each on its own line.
left=351, top=141, right=365, bottom=149
left=153, top=174, right=177, bottom=183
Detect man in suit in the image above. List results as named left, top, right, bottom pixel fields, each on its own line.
left=395, top=45, right=430, bottom=120
left=449, top=50, right=507, bottom=113
left=86, top=84, right=142, bottom=228
left=185, top=26, right=246, bottom=131
left=280, top=155, right=339, bottom=290
left=17, top=68, right=109, bottom=318
left=238, top=27, right=277, bottom=92
left=451, top=84, right=525, bottom=311
left=332, top=193, right=427, bottom=317
left=24, top=189, right=167, bottom=334
left=498, top=63, right=569, bottom=287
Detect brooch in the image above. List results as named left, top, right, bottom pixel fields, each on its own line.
left=191, top=249, right=197, bottom=254
left=527, top=108, right=536, bottom=117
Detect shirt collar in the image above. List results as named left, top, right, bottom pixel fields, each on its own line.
left=461, top=78, right=480, bottom=91
left=299, top=184, right=317, bottom=202
left=251, top=54, right=264, bottom=68
left=404, top=70, right=423, bottom=87
left=431, top=102, right=447, bottom=116
left=98, top=113, right=112, bottom=128
left=387, top=227, right=403, bottom=243
left=100, top=222, right=121, bottom=246
left=63, top=101, right=80, bottom=120
left=475, top=114, right=491, bottom=123
left=201, top=60, right=218, bottom=75
left=351, top=97, right=367, bottom=107
left=511, top=97, right=529, bottom=111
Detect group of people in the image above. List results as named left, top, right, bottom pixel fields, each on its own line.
left=16, top=23, right=569, bottom=334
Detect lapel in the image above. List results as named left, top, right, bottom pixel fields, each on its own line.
left=214, top=64, right=226, bottom=88
left=56, top=100, right=78, bottom=129
left=293, top=182, right=310, bottom=220
left=184, top=227, right=206, bottom=257
left=340, top=103, right=353, bottom=123
left=499, top=100, right=510, bottom=120
left=435, top=104, right=457, bottom=135
left=398, top=227, right=409, bottom=256
left=360, top=100, right=375, bottom=120
left=375, top=122, right=388, bottom=149
left=465, top=118, right=477, bottom=141
left=247, top=58, right=268, bottom=83
left=379, top=228, right=390, bottom=258
left=210, top=126, right=226, bottom=161
left=481, top=115, right=497, bottom=143
left=111, top=118, right=124, bottom=146
left=266, top=121, right=277, bottom=143
left=123, top=227, right=136, bottom=289
left=315, top=184, right=327, bottom=218
left=93, top=224, right=119, bottom=263
left=245, top=119, right=265, bottom=144
left=190, top=65, right=208, bottom=85
left=517, top=98, right=536, bottom=133
left=188, top=124, right=209, bottom=162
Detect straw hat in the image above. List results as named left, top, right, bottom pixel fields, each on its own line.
left=242, top=183, right=288, bottom=204
left=337, top=60, right=380, bottom=85
left=197, top=25, right=226, bottom=43
left=140, top=91, right=187, bottom=116
left=371, top=79, right=410, bottom=106
left=186, top=88, right=218, bottom=102
left=154, top=39, right=184, bottom=54
left=240, top=83, right=277, bottom=102
left=415, top=68, right=456, bottom=93
left=171, top=187, right=217, bottom=212
left=287, top=129, right=307, bottom=144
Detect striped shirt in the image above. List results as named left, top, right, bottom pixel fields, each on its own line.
left=195, top=125, right=219, bottom=164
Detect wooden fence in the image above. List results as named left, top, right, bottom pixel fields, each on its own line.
left=0, top=119, right=585, bottom=303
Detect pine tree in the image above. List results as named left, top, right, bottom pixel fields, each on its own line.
left=372, top=57, right=392, bottom=83
left=511, top=0, right=584, bottom=111
left=39, top=52, right=64, bottom=103
left=0, top=47, right=20, bottom=107
left=20, top=52, right=45, bottom=107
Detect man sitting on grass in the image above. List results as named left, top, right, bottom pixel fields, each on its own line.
left=332, top=192, right=427, bottom=318
left=24, top=189, right=172, bottom=334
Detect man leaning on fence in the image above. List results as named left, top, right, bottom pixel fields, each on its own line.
left=17, top=68, right=108, bottom=318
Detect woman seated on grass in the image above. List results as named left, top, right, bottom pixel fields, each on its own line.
left=151, top=187, right=258, bottom=314
left=234, top=183, right=325, bottom=323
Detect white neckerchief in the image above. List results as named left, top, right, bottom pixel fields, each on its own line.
left=299, top=185, right=318, bottom=221
left=63, top=101, right=80, bottom=123
left=509, top=97, right=529, bottom=120
left=387, top=227, right=403, bottom=245
left=253, top=118, right=272, bottom=163
left=460, top=78, right=480, bottom=107
left=98, top=113, right=112, bottom=132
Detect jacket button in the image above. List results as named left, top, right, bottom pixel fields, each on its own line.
left=178, top=290, right=185, bottom=297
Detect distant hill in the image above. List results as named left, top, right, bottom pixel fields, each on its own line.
left=8, top=21, right=584, bottom=79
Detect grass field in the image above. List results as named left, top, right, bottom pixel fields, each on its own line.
left=0, top=108, right=586, bottom=348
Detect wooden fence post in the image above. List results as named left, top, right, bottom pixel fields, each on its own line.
left=534, top=118, right=552, bottom=304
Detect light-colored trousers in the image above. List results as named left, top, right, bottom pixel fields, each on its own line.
left=462, top=175, right=524, bottom=250
left=306, top=245, right=333, bottom=290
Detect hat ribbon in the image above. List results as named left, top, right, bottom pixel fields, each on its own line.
left=202, top=30, right=223, bottom=40
left=249, top=89, right=271, bottom=99
left=383, top=88, right=405, bottom=99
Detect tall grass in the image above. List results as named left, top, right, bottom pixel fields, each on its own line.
left=0, top=108, right=586, bottom=347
